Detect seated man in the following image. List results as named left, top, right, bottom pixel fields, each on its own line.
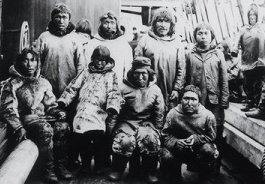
left=161, top=85, right=219, bottom=183
left=0, top=48, right=72, bottom=183
left=108, top=57, right=165, bottom=183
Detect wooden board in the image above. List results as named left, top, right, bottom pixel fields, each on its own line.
left=223, top=123, right=264, bottom=169
left=225, top=103, right=265, bottom=146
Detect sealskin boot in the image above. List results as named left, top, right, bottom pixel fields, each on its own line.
left=142, top=155, right=159, bottom=184
left=44, top=162, right=58, bottom=183
left=108, top=154, right=128, bottom=181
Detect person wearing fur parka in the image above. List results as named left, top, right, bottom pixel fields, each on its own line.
left=83, top=11, right=133, bottom=87
left=35, top=3, right=85, bottom=98
left=134, top=8, right=186, bottom=111
left=58, top=45, right=121, bottom=173
left=0, top=48, right=72, bottom=183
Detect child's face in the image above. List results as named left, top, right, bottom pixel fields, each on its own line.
left=93, top=58, right=106, bottom=70
left=196, top=28, right=212, bottom=47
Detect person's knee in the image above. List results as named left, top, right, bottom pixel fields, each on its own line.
left=198, top=143, right=219, bottom=161
left=112, top=131, right=136, bottom=157
left=136, top=126, right=161, bottom=155
left=29, top=122, right=53, bottom=146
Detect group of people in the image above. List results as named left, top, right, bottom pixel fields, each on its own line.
left=0, top=2, right=263, bottom=184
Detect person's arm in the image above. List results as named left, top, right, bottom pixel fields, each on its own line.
left=57, top=70, right=85, bottom=107
left=162, top=112, right=185, bottom=151
left=106, top=72, right=121, bottom=135
left=123, top=44, right=133, bottom=80
left=217, top=51, right=229, bottom=108
left=0, top=81, right=23, bottom=131
left=171, top=45, right=186, bottom=100
left=153, top=87, right=165, bottom=130
left=42, top=79, right=66, bottom=120
left=74, top=41, right=87, bottom=74
left=134, top=36, right=146, bottom=57
left=192, top=113, right=217, bottom=147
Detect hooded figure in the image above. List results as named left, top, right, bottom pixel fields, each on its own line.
left=36, top=2, right=85, bottom=98
left=217, top=39, right=244, bottom=103
left=0, top=48, right=72, bottom=182
left=58, top=45, right=121, bottom=173
left=108, top=57, right=165, bottom=183
left=233, top=3, right=265, bottom=112
left=83, top=11, right=133, bottom=86
left=134, top=8, right=186, bottom=111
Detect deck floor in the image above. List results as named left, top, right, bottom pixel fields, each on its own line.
left=25, top=103, right=264, bottom=184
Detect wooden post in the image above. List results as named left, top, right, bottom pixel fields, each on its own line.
left=0, top=140, right=39, bottom=184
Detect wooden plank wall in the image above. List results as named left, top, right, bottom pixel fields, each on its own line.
left=183, top=0, right=246, bottom=43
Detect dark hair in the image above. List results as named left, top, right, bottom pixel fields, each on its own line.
left=91, top=45, right=113, bottom=63
left=51, top=3, right=71, bottom=20
left=76, top=19, right=92, bottom=36
left=180, top=85, right=201, bottom=101
left=15, top=48, right=38, bottom=74
left=151, top=8, right=176, bottom=37
left=193, top=23, right=215, bottom=42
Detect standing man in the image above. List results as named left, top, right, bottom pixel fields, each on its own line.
left=36, top=2, right=85, bottom=98
left=233, top=3, right=265, bottom=112
left=84, top=11, right=133, bottom=86
left=161, top=85, right=218, bottom=183
left=36, top=2, right=85, bottom=169
left=134, top=8, right=186, bottom=111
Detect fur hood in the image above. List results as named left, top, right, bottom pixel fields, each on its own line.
left=48, top=21, right=75, bottom=36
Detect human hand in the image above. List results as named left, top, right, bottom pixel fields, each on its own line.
left=175, top=139, right=186, bottom=151
left=57, top=111, right=67, bottom=121
left=16, top=128, right=27, bottom=143
left=184, top=135, right=195, bottom=148
left=170, top=90, right=179, bottom=101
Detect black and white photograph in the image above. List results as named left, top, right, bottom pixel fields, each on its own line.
left=0, top=0, right=264, bottom=183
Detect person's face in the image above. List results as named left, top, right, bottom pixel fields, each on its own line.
left=181, top=91, right=199, bottom=115
left=155, top=17, right=171, bottom=37
left=101, top=18, right=117, bottom=35
left=133, top=68, right=149, bottom=88
left=196, top=28, right=212, bottom=48
left=93, top=58, right=106, bottom=70
left=20, top=53, right=38, bottom=77
left=249, top=11, right=257, bottom=26
left=53, top=13, right=70, bottom=31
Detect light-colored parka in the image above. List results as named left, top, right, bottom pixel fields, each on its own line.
left=58, top=60, right=121, bottom=134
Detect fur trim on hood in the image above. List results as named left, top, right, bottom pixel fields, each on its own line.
left=88, top=57, right=115, bottom=74
left=148, top=29, right=177, bottom=41
left=48, top=21, right=75, bottom=36
left=9, top=65, right=40, bottom=80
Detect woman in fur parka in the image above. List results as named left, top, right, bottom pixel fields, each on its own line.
left=0, top=48, right=72, bottom=183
